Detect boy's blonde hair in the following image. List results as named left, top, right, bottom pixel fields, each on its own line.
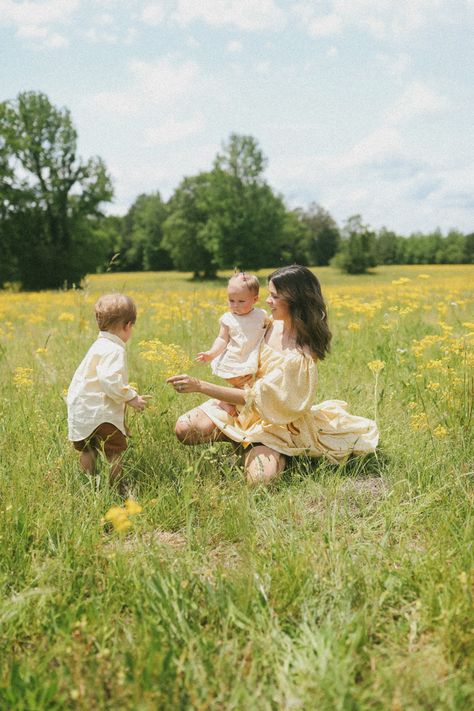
left=95, top=294, right=137, bottom=331
left=228, top=272, right=260, bottom=295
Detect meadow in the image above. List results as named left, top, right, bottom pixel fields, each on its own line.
left=0, top=264, right=473, bottom=710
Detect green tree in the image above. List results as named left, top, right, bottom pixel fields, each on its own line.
left=119, top=193, right=172, bottom=271
left=332, top=214, right=378, bottom=274
left=209, top=134, right=285, bottom=269
left=301, top=203, right=340, bottom=266
left=89, top=214, right=123, bottom=272
left=162, top=135, right=286, bottom=275
left=279, top=208, right=311, bottom=265
left=162, top=173, right=218, bottom=278
left=0, top=91, right=113, bottom=289
left=464, top=232, right=474, bottom=263
left=435, top=230, right=466, bottom=264
left=375, top=227, right=402, bottom=264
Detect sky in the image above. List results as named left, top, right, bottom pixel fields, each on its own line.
left=1, top=0, right=473, bottom=234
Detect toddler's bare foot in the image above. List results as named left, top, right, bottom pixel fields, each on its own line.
left=218, top=401, right=237, bottom=417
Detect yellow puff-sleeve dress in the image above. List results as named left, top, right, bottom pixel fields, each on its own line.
left=199, top=341, right=379, bottom=463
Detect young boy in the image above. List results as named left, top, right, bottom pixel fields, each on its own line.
left=67, top=293, right=147, bottom=490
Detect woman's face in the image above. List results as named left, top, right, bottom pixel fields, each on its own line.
left=266, top=280, right=290, bottom=321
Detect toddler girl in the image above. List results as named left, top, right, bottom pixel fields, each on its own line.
left=196, top=273, right=268, bottom=413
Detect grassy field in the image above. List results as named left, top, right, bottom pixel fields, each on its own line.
left=0, top=264, right=473, bottom=710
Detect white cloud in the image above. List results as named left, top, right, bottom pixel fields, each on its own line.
left=256, top=60, right=271, bottom=75
left=377, top=53, right=411, bottom=79
left=89, top=56, right=202, bottom=117
left=45, top=31, right=68, bottom=47
left=141, top=2, right=167, bottom=26
left=227, top=39, right=243, bottom=52
left=294, top=0, right=459, bottom=41
left=0, top=0, right=79, bottom=47
left=388, top=82, right=448, bottom=125
left=336, top=126, right=402, bottom=170
left=145, top=114, right=205, bottom=144
left=84, top=27, right=118, bottom=44
left=308, top=13, right=343, bottom=38
left=129, top=57, right=199, bottom=102
left=173, top=0, right=286, bottom=31
left=0, top=0, right=79, bottom=25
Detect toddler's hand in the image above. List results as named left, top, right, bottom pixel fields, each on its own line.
left=127, top=394, right=147, bottom=411
left=196, top=351, right=213, bottom=362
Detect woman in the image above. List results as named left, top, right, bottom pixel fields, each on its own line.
left=168, top=265, right=379, bottom=484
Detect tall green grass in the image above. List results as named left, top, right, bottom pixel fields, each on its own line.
left=0, top=266, right=473, bottom=709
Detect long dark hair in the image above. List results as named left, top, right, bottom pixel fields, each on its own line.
left=268, top=265, right=332, bottom=360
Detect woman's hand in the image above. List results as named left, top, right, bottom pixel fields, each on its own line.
left=167, top=374, right=202, bottom=394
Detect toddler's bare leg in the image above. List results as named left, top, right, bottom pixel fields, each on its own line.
left=244, top=445, right=286, bottom=486
left=79, top=448, right=97, bottom=475
left=217, top=375, right=244, bottom=415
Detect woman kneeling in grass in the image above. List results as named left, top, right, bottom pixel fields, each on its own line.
left=168, top=265, right=379, bottom=485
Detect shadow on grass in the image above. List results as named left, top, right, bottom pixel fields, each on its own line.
left=185, top=275, right=229, bottom=285
left=284, top=447, right=389, bottom=483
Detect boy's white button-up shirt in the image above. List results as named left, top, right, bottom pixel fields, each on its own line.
left=67, top=331, right=137, bottom=442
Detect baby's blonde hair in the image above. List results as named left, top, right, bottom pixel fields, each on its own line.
left=228, top=272, right=260, bottom=295
left=95, top=293, right=137, bottom=331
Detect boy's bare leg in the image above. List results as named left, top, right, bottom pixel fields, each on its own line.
left=108, top=454, right=125, bottom=491
left=79, top=448, right=97, bottom=475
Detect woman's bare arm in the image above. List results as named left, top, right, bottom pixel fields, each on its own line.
left=167, top=374, right=250, bottom=404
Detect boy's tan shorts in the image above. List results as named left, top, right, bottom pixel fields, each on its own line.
left=72, top=423, right=127, bottom=457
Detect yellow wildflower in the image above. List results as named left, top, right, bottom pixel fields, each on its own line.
left=348, top=322, right=361, bottom=332
left=367, top=360, right=385, bottom=375
left=114, top=519, right=133, bottom=533
left=410, top=412, right=429, bottom=431
left=13, top=367, right=33, bottom=387
left=58, top=312, right=75, bottom=322
left=433, top=425, right=448, bottom=438
left=104, top=499, right=143, bottom=533
left=104, top=506, right=128, bottom=525
left=124, top=499, right=143, bottom=515
left=139, top=338, right=192, bottom=379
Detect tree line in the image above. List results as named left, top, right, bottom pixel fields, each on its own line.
left=1, top=92, right=473, bottom=290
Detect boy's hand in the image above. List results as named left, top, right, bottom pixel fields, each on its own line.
left=196, top=351, right=213, bottom=362
left=127, top=394, right=147, bottom=411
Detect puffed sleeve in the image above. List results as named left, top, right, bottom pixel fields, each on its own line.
left=96, top=350, right=137, bottom=404
left=243, top=353, right=317, bottom=425
left=219, top=312, right=233, bottom=328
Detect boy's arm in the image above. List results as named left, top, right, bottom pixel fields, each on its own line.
left=96, top=350, right=138, bottom=404
left=196, top=323, right=230, bottom=362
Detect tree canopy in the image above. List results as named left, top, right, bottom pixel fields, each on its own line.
left=0, top=93, right=472, bottom=290
left=0, top=91, right=113, bottom=289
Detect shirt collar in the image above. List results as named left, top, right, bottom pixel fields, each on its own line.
left=98, top=331, right=126, bottom=348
